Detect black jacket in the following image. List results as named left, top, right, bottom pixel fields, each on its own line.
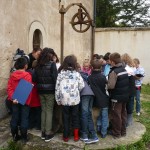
left=33, top=61, right=58, bottom=94
left=109, top=66, right=129, bottom=102
left=88, top=70, right=109, bottom=108
left=28, top=53, right=35, bottom=69
left=129, top=75, right=136, bottom=97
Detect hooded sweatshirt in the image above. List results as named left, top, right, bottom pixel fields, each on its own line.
left=7, top=70, right=32, bottom=105
left=55, top=70, right=84, bottom=106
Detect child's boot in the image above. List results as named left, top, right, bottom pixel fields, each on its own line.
left=74, top=129, right=79, bottom=141
left=11, top=127, right=20, bottom=142
left=20, top=128, right=28, bottom=144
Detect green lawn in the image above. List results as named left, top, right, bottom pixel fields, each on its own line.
left=141, top=84, right=150, bottom=95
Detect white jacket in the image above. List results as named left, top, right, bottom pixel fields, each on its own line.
left=55, top=70, right=84, bottom=106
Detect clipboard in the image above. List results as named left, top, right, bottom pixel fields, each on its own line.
left=136, top=74, right=144, bottom=77
left=12, top=79, right=33, bottom=105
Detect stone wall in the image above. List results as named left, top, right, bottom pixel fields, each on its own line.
left=95, top=27, right=150, bottom=84
left=0, top=0, right=93, bottom=118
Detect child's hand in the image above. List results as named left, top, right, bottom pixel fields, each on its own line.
left=13, top=99, right=18, bottom=104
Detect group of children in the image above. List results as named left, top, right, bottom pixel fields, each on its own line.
left=7, top=48, right=145, bottom=144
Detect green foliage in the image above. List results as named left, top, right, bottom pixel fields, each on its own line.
left=113, top=145, right=126, bottom=150
left=141, top=84, right=150, bottom=95
left=0, top=140, right=20, bottom=150
left=96, top=0, right=150, bottom=27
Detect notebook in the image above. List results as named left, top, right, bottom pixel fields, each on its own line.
left=12, top=79, right=33, bottom=105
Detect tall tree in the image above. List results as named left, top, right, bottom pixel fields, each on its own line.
left=96, top=0, right=150, bottom=27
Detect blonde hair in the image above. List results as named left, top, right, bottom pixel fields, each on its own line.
left=133, top=58, right=140, bottom=65
left=121, top=53, right=135, bottom=67
left=83, top=59, right=90, bottom=67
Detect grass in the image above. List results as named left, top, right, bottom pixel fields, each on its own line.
left=141, top=84, right=150, bottom=95
left=0, top=140, right=21, bottom=150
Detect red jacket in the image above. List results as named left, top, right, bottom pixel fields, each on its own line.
left=7, top=70, right=32, bottom=105
left=29, top=82, right=41, bottom=107
left=27, top=71, right=41, bottom=107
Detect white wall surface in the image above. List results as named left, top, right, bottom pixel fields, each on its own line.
left=95, top=28, right=150, bottom=84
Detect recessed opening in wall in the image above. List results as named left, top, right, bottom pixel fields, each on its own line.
left=33, top=29, right=43, bottom=49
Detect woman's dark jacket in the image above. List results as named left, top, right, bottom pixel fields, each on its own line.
left=33, top=61, right=58, bottom=94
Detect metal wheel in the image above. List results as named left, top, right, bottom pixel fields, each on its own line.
left=70, top=11, right=92, bottom=33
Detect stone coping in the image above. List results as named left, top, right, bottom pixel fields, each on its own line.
left=95, top=27, right=150, bottom=32
left=27, top=121, right=146, bottom=150
left=0, top=116, right=146, bottom=150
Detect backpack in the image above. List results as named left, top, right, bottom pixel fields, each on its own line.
left=10, top=48, right=30, bottom=72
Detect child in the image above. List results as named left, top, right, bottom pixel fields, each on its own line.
left=108, top=52, right=129, bottom=138
left=133, top=58, right=145, bottom=116
left=103, top=52, right=111, bottom=77
left=27, top=60, right=41, bottom=130
left=81, top=59, right=91, bottom=75
left=121, top=53, right=136, bottom=126
left=28, top=47, right=42, bottom=69
left=52, top=53, right=62, bottom=133
left=27, top=48, right=42, bottom=130
left=53, top=52, right=61, bottom=70
left=88, top=59, right=109, bottom=139
left=33, top=47, right=58, bottom=142
left=55, top=55, right=84, bottom=142
left=77, top=63, right=99, bottom=144
left=7, top=57, right=32, bottom=143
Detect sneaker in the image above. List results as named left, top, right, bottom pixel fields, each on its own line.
left=63, top=137, right=69, bottom=142
left=45, top=134, right=54, bottom=142
left=137, top=112, right=140, bottom=116
left=41, top=132, right=45, bottom=140
left=80, top=137, right=88, bottom=142
left=85, top=137, right=99, bottom=144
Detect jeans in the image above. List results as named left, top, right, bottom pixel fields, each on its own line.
left=10, top=104, right=30, bottom=130
left=135, top=89, right=141, bottom=113
left=62, top=105, right=79, bottom=138
left=97, top=107, right=108, bottom=136
left=29, top=106, right=41, bottom=129
left=80, top=96, right=97, bottom=139
left=40, top=94, right=54, bottom=135
left=126, top=96, right=134, bottom=114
